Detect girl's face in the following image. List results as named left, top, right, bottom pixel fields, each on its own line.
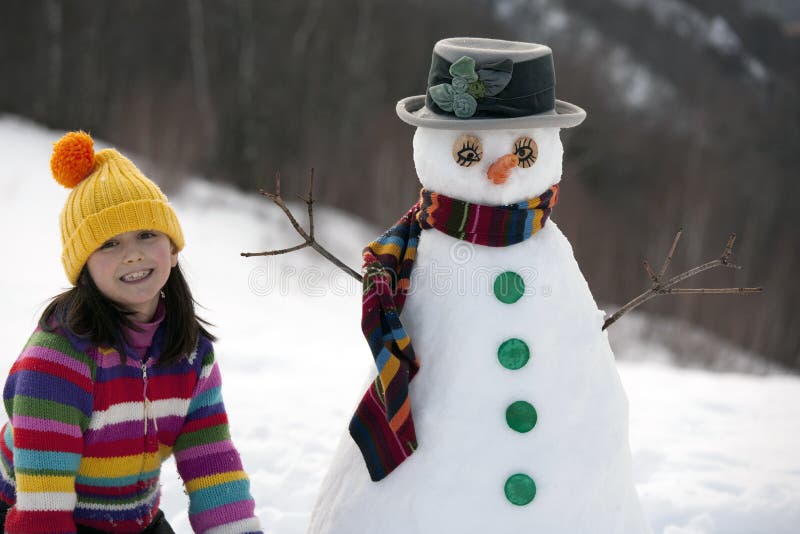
left=86, top=230, right=178, bottom=322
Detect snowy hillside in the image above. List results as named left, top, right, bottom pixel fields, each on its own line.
left=498, top=0, right=774, bottom=115
left=0, top=116, right=798, bottom=533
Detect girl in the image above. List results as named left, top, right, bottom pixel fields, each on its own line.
left=0, top=131, right=263, bottom=533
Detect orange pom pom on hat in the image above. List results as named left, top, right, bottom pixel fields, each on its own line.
left=51, top=131, right=185, bottom=285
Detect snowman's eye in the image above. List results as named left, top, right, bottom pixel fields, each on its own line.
left=452, top=134, right=483, bottom=167
left=513, top=136, right=538, bottom=168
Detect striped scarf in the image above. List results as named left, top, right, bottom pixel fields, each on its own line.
left=349, top=185, right=559, bottom=481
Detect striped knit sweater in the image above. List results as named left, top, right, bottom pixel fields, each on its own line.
left=0, top=321, right=262, bottom=533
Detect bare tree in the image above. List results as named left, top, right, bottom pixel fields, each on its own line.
left=186, top=0, right=215, bottom=154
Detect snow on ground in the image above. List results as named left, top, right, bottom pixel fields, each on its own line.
left=0, top=116, right=798, bottom=533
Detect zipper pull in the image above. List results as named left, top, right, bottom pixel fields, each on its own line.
left=142, top=361, right=149, bottom=436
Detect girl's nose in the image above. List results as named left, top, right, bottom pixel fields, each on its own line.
left=487, top=153, right=519, bottom=185
left=123, top=246, right=143, bottom=263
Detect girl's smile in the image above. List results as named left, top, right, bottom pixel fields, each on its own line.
left=120, top=269, right=153, bottom=283
left=86, top=230, right=178, bottom=321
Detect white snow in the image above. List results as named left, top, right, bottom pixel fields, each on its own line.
left=0, top=115, right=798, bottom=533
left=707, top=15, right=741, bottom=55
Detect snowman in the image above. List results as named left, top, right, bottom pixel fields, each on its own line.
left=308, top=38, right=651, bottom=533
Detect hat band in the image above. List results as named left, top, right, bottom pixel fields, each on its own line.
left=425, top=53, right=556, bottom=119
left=61, top=199, right=184, bottom=285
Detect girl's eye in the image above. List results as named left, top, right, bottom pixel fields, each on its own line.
left=513, top=136, right=539, bottom=168
left=452, top=134, right=483, bottom=167
left=138, top=231, right=157, bottom=240
left=99, top=240, right=117, bottom=250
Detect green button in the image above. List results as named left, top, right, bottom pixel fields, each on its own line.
left=506, top=401, right=538, bottom=433
left=504, top=473, right=536, bottom=506
left=493, top=271, right=525, bottom=304
left=498, top=338, right=530, bottom=370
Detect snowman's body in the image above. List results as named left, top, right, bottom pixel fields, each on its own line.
left=309, top=127, right=651, bottom=533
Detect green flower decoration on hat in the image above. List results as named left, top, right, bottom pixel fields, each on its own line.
left=429, top=56, right=513, bottom=118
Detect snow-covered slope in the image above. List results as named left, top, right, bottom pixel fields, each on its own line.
left=0, top=116, right=798, bottom=533
left=497, top=0, right=770, bottom=116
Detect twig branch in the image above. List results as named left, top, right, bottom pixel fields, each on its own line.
left=602, top=230, right=763, bottom=330
left=722, top=233, right=736, bottom=262
left=658, top=227, right=682, bottom=280
left=241, top=170, right=363, bottom=282
left=662, top=287, right=763, bottom=295
left=307, top=169, right=315, bottom=241
left=643, top=261, right=659, bottom=284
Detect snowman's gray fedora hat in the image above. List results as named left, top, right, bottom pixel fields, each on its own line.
left=397, top=37, right=586, bottom=130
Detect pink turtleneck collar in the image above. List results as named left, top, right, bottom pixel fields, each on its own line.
left=124, top=299, right=166, bottom=359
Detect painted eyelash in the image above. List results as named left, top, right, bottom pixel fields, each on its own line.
left=513, top=137, right=537, bottom=168
left=456, top=141, right=482, bottom=167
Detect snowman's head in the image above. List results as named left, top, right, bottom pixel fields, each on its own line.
left=412, top=126, right=563, bottom=205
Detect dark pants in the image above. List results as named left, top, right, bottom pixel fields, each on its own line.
left=0, top=503, right=175, bottom=534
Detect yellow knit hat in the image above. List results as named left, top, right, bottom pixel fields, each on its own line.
left=51, top=131, right=185, bottom=285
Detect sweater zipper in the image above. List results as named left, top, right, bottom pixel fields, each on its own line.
left=142, top=360, right=149, bottom=437
left=140, top=357, right=160, bottom=491
left=142, top=359, right=158, bottom=436
left=138, top=359, right=149, bottom=489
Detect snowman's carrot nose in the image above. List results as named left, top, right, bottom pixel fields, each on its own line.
left=487, top=154, right=519, bottom=184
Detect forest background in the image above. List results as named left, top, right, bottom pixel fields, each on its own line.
left=2, top=0, right=798, bottom=369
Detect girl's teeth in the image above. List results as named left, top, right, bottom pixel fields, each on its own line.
left=122, top=270, right=150, bottom=282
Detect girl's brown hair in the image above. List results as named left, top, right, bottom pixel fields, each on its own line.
left=39, top=263, right=215, bottom=366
